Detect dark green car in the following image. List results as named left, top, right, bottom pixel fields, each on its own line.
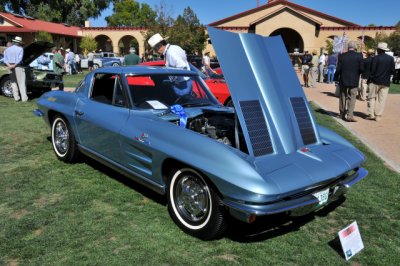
left=0, top=41, right=63, bottom=98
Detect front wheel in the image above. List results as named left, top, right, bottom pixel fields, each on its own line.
left=51, top=115, right=79, bottom=162
left=93, top=64, right=100, bottom=70
left=112, top=62, right=120, bottom=67
left=0, top=76, right=13, bottom=97
left=167, top=168, right=227, bottom=240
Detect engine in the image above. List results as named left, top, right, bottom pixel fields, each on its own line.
left=188, top=114, right=234, bottom=146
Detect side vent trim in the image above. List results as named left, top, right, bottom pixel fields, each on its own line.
left=239, top=100, right=273, bottom=156
left=290, top=97, right=317, bottom=145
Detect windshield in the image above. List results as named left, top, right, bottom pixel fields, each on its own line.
left=126, top=74, right=220, bottom=109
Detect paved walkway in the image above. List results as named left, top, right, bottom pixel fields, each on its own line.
left=301, top=78, right=400, bottom=173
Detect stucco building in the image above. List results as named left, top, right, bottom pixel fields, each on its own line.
left=0, top=0, right=396, bottom=57
left=207, top=0, right=396, bottom=55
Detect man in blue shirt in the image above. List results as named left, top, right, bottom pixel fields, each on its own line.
left=3, top=36, right=28, bottom=102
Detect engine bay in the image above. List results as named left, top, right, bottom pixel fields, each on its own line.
left=186, top=111, right=248, bottom=154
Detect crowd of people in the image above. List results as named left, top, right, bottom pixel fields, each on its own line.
left=301, top=41, right=396, bottom=122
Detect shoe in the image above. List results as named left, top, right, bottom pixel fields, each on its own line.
left=375, top=116, right=381, bottom=121
left=346, top=118, right=357, bottom=122
left=365, top=115, right=375, bottom=120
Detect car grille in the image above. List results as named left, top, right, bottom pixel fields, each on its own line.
left=45, top=74, right=61, bottom=80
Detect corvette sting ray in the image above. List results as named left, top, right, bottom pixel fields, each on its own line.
left=33, top=27, right=367, bottom=240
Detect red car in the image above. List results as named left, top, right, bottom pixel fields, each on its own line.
left=140, top=61, right=232, bottom=106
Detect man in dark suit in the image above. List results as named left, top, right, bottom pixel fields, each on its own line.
left=367, top=42, right=395, bottom=121
left=334, top=41, right=364, bottom=122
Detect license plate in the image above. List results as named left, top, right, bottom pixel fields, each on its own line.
left=313, top=188, right=329, bottom=205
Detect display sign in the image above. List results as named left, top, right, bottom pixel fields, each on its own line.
left=338, top=221, right=364, bottom=260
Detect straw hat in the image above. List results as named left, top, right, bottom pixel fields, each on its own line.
left=12, top=36, right=23, bottom=44
left=148, top=33, right=169, bottom=48
left=377, top=42, right=389, bottom=51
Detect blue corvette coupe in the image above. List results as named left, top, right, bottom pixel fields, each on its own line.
left=34, top=28, right=367, bottom=240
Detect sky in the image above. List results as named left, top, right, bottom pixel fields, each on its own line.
left=89, top=0, right=399, bottom=27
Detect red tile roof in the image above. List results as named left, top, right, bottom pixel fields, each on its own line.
left=0, top=12, right=81, bottom=37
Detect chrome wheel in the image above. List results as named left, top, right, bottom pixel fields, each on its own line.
left=51, top=115, right=79, bottom=162
left=175, top=174, right=210, bottom=223
left=0, top=77, right=13, bottom=97
left=168, top=168, right=227, bottom=240
left=52, top=117, right=69, bottom=157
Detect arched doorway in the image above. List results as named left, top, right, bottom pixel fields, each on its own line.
left=118, top=35, right=139, bottom=56
left=95, top=34, right=113, bottom=52
left=269, top=28, right=304, bottom=53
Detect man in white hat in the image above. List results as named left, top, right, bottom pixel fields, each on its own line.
left=3, top=36, right=28, bottom=102
left=367, top=42, right=395, bottom=121
left=147, top=33, right=192, bottom=96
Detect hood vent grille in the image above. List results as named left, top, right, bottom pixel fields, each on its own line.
left=239, top=100, right=273, bottom=156
left=290, top=97, right=317, bottom=145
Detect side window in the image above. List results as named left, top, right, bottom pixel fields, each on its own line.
left=90, top=73, right=115, bottom=105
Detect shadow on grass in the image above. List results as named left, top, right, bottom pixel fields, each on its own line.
left=45, top=136, right=166, bottom=206
left=328, top=235, right=345, bottom=259
left=226, top=197, right=346, bottom=243
left=314, top=107, right=369, bottom=120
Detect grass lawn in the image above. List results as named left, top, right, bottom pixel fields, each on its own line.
left=0, top=96, right=399, bottom=265
left=390, top=82, right=400, bottom=94
left=63, top=71, right=89, bottom=88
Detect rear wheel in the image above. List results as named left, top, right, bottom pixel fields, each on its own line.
left=0, top=76, right=13, bottom=97
left=112, top=62, right=120, bottom=67
left=51, top=115, right=79, bottom=162
left=167, top=168, right=227, bottom=240
left=93, top=64, right=100, bottom=70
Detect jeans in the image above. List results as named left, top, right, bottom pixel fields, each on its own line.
left=327, top=65, right=336, bottom=83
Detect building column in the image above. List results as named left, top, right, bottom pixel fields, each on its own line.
left=139, top=41, right=145, bottom=57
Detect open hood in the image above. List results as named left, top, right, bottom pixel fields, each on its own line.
left=207, top=27, right=319, bottom=158
left=22, top=41, right=54, bottom=66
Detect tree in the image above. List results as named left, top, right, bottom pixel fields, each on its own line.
left=36, top=31, right=53, bottom=43
left=143, top=1, right=175, bottom=52
left=80, top=36, right=98, bottom=56
left=0, top=0, right=112, bottom=26
left=147, top=6, right=207, bottom=55
left=387, top=28, right=400, bottom=52
left=168, top=7, right=207, bottom=55
left=324, top=39, right=333, bottom=54
left=105, top=0, right=156, bottom=27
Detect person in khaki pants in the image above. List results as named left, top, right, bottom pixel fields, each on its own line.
left=367, top=42, right=395, bottom=121
left=333, top=41, right=364, bottom=122
left=359, top=49, right=374, bottom=101
left=3, top=36, right=27, bottom=102
left=309, top=50, right=319, bottom=88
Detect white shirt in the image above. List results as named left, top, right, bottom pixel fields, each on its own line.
left=395, top=56, right=400, bottom=70
left=164, top=44, right=189, bottom=70
left=4, top=45, right=23, bottom=65
left=319, top=54, right=326, bottom=65
left=203, top=55, right=210, bottom=66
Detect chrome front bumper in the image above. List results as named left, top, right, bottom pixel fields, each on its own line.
left=224, top=167, right=368, bottom=223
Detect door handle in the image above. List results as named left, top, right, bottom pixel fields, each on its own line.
left=75, top=110, right=84, bottom=117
